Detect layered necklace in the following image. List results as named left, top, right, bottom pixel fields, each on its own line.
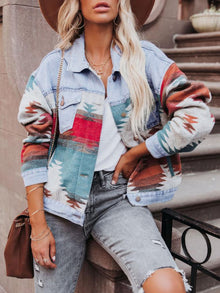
left=86, top=52, right=111, bottom=78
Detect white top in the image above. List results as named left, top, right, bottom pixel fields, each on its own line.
left=95, top=100, right=127, bottom=171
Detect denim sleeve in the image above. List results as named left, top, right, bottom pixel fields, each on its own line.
left=141, top=40, right=174, bottom=96
left=145, top=62, right=215, bottom=158
left=17, top=71, right=53, bottom=186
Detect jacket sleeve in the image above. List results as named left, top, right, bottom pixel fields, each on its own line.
left=17, top=71, right=54, bottom=186
left=145, top=63, right=215, bottom=158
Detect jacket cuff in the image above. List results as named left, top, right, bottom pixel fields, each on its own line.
left=22, top=167, right=48, bottom=187
left=145, top=134, right=169, bottom=158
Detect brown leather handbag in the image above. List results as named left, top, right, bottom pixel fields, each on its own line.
left=4, top=50, right=64, bottom=278
left=4, top=209, right=33, bottom=278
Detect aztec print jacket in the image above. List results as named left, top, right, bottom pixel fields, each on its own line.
left=18, top=34, right=215, bottom=226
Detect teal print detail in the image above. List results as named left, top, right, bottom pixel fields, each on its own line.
left=178, top=141, right=201, bottom=153
left=83, top=103, right=96, bottom=119
left=111, top=98, right=131, bottom=130
left=166, top=157, right=174, bottom=177
left=157, top=122, right=180, bottom=155
left=26, top=75, right=35, bottom=91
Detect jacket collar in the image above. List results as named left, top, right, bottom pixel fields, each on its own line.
left=64, top=33, right=121, bottom=73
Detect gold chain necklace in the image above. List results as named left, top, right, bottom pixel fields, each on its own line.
left=86, top=53, right=111, bottom=77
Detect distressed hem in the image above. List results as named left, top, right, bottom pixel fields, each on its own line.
left=138, top=267, right=192, bottom=293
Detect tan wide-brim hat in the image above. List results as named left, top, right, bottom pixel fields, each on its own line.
left=39, top=0, right=155, bottom=31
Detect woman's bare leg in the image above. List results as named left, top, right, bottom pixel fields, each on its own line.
left=143, top=268, right=186, bottom=293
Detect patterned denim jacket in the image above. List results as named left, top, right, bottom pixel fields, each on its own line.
left=18, top=34, right=215, bottom=225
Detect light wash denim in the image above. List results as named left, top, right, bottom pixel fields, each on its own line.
left=18, top=33, right=213, bottom=227
left=33, top=172, right=190, bottom=293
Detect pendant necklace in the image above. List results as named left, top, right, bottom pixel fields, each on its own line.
left=86, top=53, right=111, bottom=78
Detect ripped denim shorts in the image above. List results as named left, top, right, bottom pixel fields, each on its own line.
left=33, top=171, right=190, bottom=293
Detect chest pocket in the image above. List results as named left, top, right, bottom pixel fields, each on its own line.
left=58, top=92, right=81, bottom=134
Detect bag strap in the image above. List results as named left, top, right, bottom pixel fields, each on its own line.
left=48, top=49, right=64, bottom=163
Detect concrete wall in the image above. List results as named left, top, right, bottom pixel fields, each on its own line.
left=0, top=19, right=34, bottom=293
left=0, top=1, right=57, bottom=292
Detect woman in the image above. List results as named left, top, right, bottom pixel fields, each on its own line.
left=18, top=0, right=214, bottom=292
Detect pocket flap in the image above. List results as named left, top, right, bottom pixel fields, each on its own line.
left=59, top=92, right=82, bottom=110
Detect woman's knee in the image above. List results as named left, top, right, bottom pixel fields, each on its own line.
left=142, top=268, right=186, bottom=293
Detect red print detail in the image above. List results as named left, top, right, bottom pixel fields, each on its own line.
left=183, top=123, right=195, bottom=134
left=70, top=116, right=102, bottom=142
left=25, top=101, right=41, bottom=114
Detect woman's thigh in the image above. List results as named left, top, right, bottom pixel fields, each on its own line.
left=34, top=212, right=86, bottom=293
left=91, top=199, right=177, bottom=293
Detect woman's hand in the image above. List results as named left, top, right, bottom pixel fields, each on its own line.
left=26, top=184, right=56, bottom=269
left=112, top=142, right=149, bottom=184
left=31, top=225, right=57, bottom=269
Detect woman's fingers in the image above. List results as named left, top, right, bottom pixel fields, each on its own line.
left=40, top=234, right=57, bottom=269
left=41, top=253, right=56, bottom=269
left=112, top=158, right=123, bottom=184
left=34, top=253, right=44, bottom=267
left=112, top=152, right=138, bottom=184
left=31, top=233, right=57, bottom=269
left=33, top=253, right=42, bottom=265
left=112, top=169, right=120, bottom=185
left=35, top=249, right=56, bottom=269
left=49, top=237, right=56, bottom=264
left=33, top=249, right=53, bottom=269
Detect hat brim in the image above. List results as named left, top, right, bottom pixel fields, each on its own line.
left=39, top=0, right=155, bottom=32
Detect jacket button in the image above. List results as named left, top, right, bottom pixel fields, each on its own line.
left=135, top=196, right=141, bottom=202
left=113, top=73, right=117, bottom=82
left=121, top=112, right=126, bottom=118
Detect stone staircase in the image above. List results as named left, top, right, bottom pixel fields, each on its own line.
left=161, top=32, right=220, bottom=293
left=164, top=46, right=220, bottom=63
left=174, top=32, right=220, bottom=48
left=163, top=32, right=220, bottom=179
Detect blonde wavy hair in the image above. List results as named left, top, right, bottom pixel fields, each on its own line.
left=56, top=0, right=154, bottom=139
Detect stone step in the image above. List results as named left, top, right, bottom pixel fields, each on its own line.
left=187, top=81, right=220, bottom=108
left=181, top=133, right=220, bottom=173
left=188, top=132, right=220, bottom=152
left=177, top=63, right=220, bottom=82
left=175, top=201, right=220, bottom=228
left=210, top=106, right=220, bottom=134
left=163, top=46, right=220, bottom=63
left=199, top=285, right=220, bottom=293
left=174, top=32, right=220, bottom=48
left=150, top=170, right=220, bottom=213
left=203, top=82, right=220, bottom=108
